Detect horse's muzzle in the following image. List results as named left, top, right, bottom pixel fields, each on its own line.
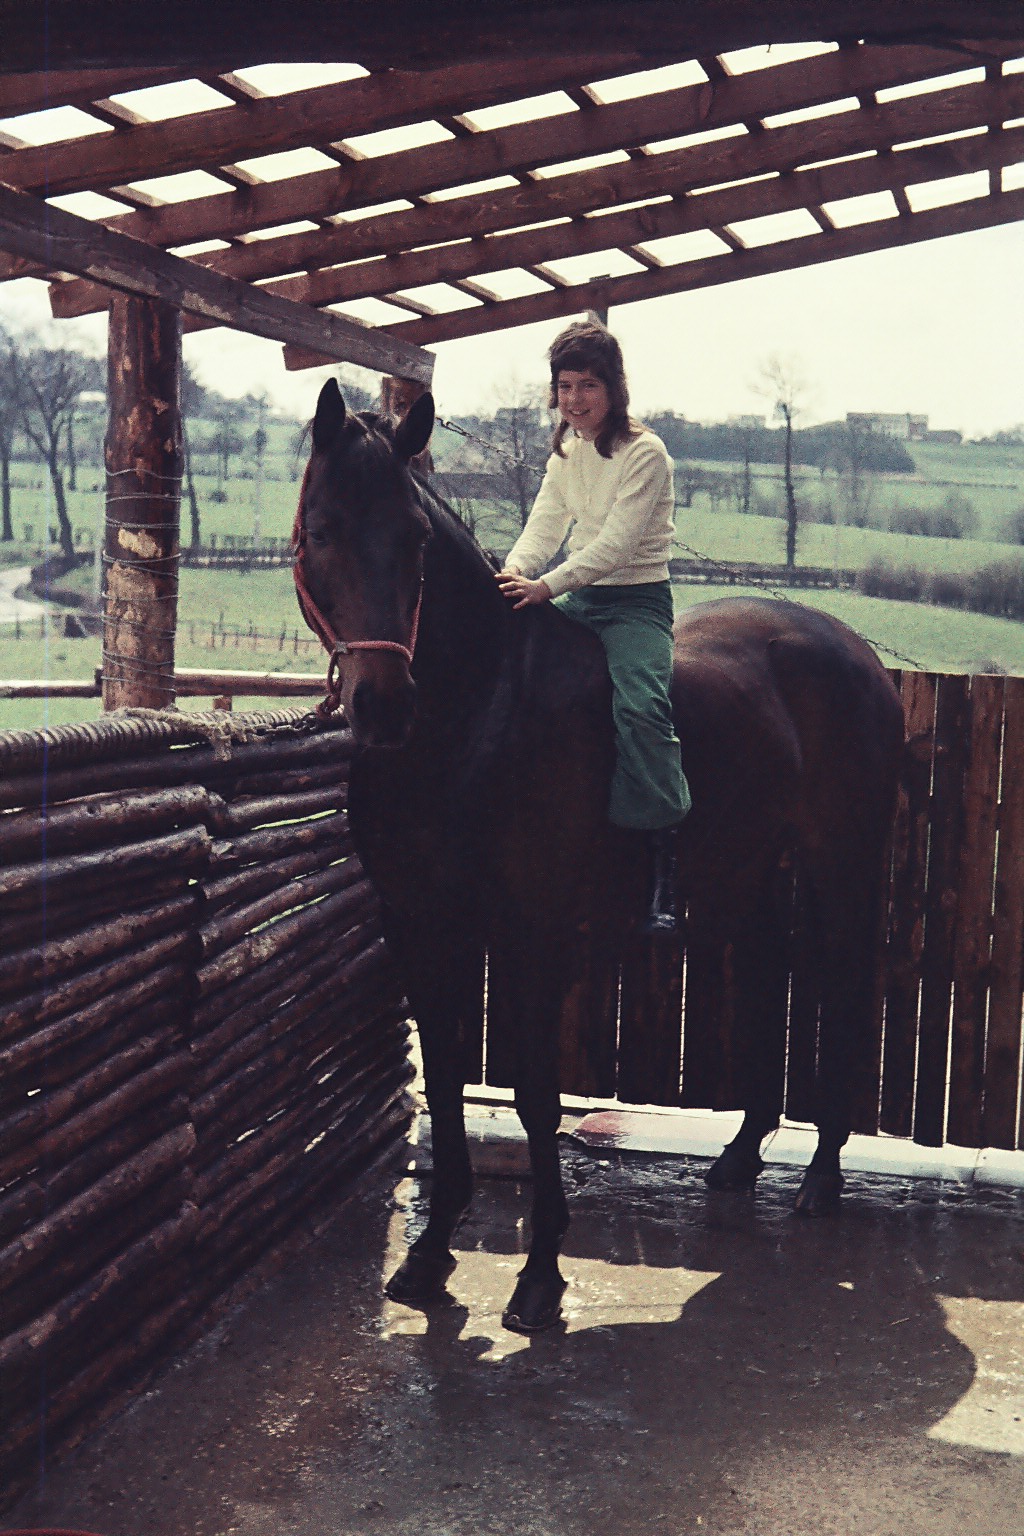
left=349, top=675, right=417, bottom=748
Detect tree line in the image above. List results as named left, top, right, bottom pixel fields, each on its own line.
left=0, top=326, right=341, bottom=560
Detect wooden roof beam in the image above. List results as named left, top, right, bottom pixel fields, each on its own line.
left=45, top=71, right=1024, bottom=317
left=136, top=71, right=1024, bottom=266
left=0, top=182, right=433, bottom=380
left=57, top=139, right=1024, bottom=332
left=0, top=67, right=183, bottom=118
left=20, top=39, right=1020, bottom=244
left=279, top=183, right=1024, bottom=361
left=0, top=52, right=645, bottom=198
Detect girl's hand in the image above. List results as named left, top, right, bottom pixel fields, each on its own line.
left=495, top=570, right=553, bottom=609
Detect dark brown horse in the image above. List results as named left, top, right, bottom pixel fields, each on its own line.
left=297, top=379, right=905, bottom=1333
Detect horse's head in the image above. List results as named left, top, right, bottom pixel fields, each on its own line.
left=297, top=378, right=434, bottom=747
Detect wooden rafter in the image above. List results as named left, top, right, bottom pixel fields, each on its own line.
left=0, top=52, right=641, bottom=198
left=45, top=63, right=1024, bottom=320
left=0, top=182, right=434, bottom=380
left=277, top=186, right=1024, bottom=367
left=17, top=40, right=1018, bottom=252
left=0, top=67, right=185, bottom=119
left=160, top=119, right=1021, bottom=329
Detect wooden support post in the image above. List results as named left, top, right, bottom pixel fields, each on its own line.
left=102, top=294, right=183, bottom=711
left=379, top=375, right=434, bottom=476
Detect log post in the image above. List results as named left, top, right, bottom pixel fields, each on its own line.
left=102, top=294, right=184, bottom=711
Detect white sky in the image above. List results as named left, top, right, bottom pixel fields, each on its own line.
left=3, top=217, right=1020, bottom=437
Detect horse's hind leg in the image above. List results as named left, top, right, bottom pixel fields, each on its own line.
left=384, top=934, right=476, bottom=1304
left=705, top=867, right=792, bottom=1191
left=499, top=929, right=571, bottom=1335
left=795, top=851, right=886, bottom=1216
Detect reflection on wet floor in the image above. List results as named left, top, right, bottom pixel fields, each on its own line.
left=7, top=1137, right=1024, bottom=1536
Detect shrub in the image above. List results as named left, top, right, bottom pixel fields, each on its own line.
left=969, top=560, right=1024, bottom=619
left=999, top=506, right=1024, bottom=545
left=926, top=570, right=971, bottom=608
left=888, top=504, right=970, bottom=539
left=857, top=559, right=925, bottom=602
left=938, top=489, right=977, bottom=536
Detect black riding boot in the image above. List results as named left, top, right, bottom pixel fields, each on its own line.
left=643, top=825, right=679, bottom=935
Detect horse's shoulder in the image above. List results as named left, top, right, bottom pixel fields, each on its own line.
left=519, top=604, right=611, bottom=719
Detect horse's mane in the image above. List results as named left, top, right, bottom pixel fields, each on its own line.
left=344, top=408, right=503, bottom=573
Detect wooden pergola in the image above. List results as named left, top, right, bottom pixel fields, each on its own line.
left=1, top=0, right=1022, bottom=705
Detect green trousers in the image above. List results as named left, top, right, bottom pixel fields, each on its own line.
left=555, top=582, right=691, bottom=831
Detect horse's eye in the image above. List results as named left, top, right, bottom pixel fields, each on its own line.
left=307, top=525, right=329, bottom=546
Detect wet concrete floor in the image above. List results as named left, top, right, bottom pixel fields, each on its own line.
left=7, top=1120, right=1024, bottom=1536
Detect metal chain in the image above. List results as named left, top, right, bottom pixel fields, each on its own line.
left=436, top=417, right=545, bottom=476
left=435, top=416, right=928, bottom=671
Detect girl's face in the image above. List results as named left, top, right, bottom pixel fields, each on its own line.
left=556, top=368, right=611, bottom=441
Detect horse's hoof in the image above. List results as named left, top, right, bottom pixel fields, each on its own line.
left=501, top=1271, right=567, bottom=1335
left=384, top=1248, right=457, bottom=1304
left=794, top=1169, right=844, bottom=1217
left=704, top=1146, right=765, bottom=1190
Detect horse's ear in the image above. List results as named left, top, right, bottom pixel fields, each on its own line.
left=395, top=392, right=435, bottom=463
left=312, top=377, right=347, bottom=453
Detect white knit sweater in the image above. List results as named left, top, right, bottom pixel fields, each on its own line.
left=504, top=430, right=675, bottom=598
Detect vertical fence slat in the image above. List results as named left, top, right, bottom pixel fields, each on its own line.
left=680, top=925, right=734, bottom=1110
left=558, top=921, right=620, bottom=1100
left=617, top=933, right=684, bottom=1106
left=784, top=870, right=819, bottom=1124
left=881, top=671, right=935, bottom=1137
left=454, top=944, right=486, bottom=1089
left=915, top=673, right=970, bottom=1146
left=482, top=947, right=516, bottom=1090
left=985, top=676, right=1024, bottom=1149
left=947, top=674, right=1003, bottom=1146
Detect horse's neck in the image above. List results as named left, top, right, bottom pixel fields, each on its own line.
left=412, top=502, right=511, bottom=732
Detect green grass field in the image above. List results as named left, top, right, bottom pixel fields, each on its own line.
left=5, top=564, right=1024, bottom=734
left=2, top=430, right=1024, bottom=735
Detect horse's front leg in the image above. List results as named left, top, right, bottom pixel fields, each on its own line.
left=500, top=934, right=571, bottom=1334
left=384, top=941, right=476, bottom=1305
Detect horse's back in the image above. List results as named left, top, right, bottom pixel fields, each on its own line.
left=671, top=597, right=903, bottom=875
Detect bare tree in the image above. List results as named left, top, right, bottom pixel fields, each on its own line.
left=676, top=462, right=707, bottom=509
left=839, top=417, right=878, bottom=528
left=0, top=329, right=18, bottom=542
left=737, top=423, right=754, bottom=517
left=758, top=354, right=808, bottom=568
left=488, top=377, right=549, bottom=529
left=9, top=334, right=103, bottom=559
left=181, top=363, right=207, bottom=549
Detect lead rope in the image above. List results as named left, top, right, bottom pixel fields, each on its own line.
left=291, top=466, right=424, bottom=718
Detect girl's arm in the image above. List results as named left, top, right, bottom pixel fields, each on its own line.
left=502, top=456, right=573, bottom=578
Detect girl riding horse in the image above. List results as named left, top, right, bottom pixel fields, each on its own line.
left=497, top=321, right=690, bottom=932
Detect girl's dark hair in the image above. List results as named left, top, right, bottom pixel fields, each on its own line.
left=548, top=320, right=642, bottom=458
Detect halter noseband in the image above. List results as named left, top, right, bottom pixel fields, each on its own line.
left=292, top=462, right=424, bottom=719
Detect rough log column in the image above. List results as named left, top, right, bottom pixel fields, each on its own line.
left=102, top=294, right=183, bottom=710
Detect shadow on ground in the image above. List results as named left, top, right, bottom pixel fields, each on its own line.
left=7, top=1142, right=1024, bottom=1536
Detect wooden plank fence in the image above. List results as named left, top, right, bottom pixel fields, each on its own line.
left=0, top=707, right=412, bottom=1501
left=484, top=670, right=1024, bottom=1152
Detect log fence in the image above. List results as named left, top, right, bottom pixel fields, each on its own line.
left=0, top=706, right=413, bottom=1500
left=2, top=667, right=1024, bottom=1501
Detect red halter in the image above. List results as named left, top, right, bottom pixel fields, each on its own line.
left=292, top=462, right=424, bottom=718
